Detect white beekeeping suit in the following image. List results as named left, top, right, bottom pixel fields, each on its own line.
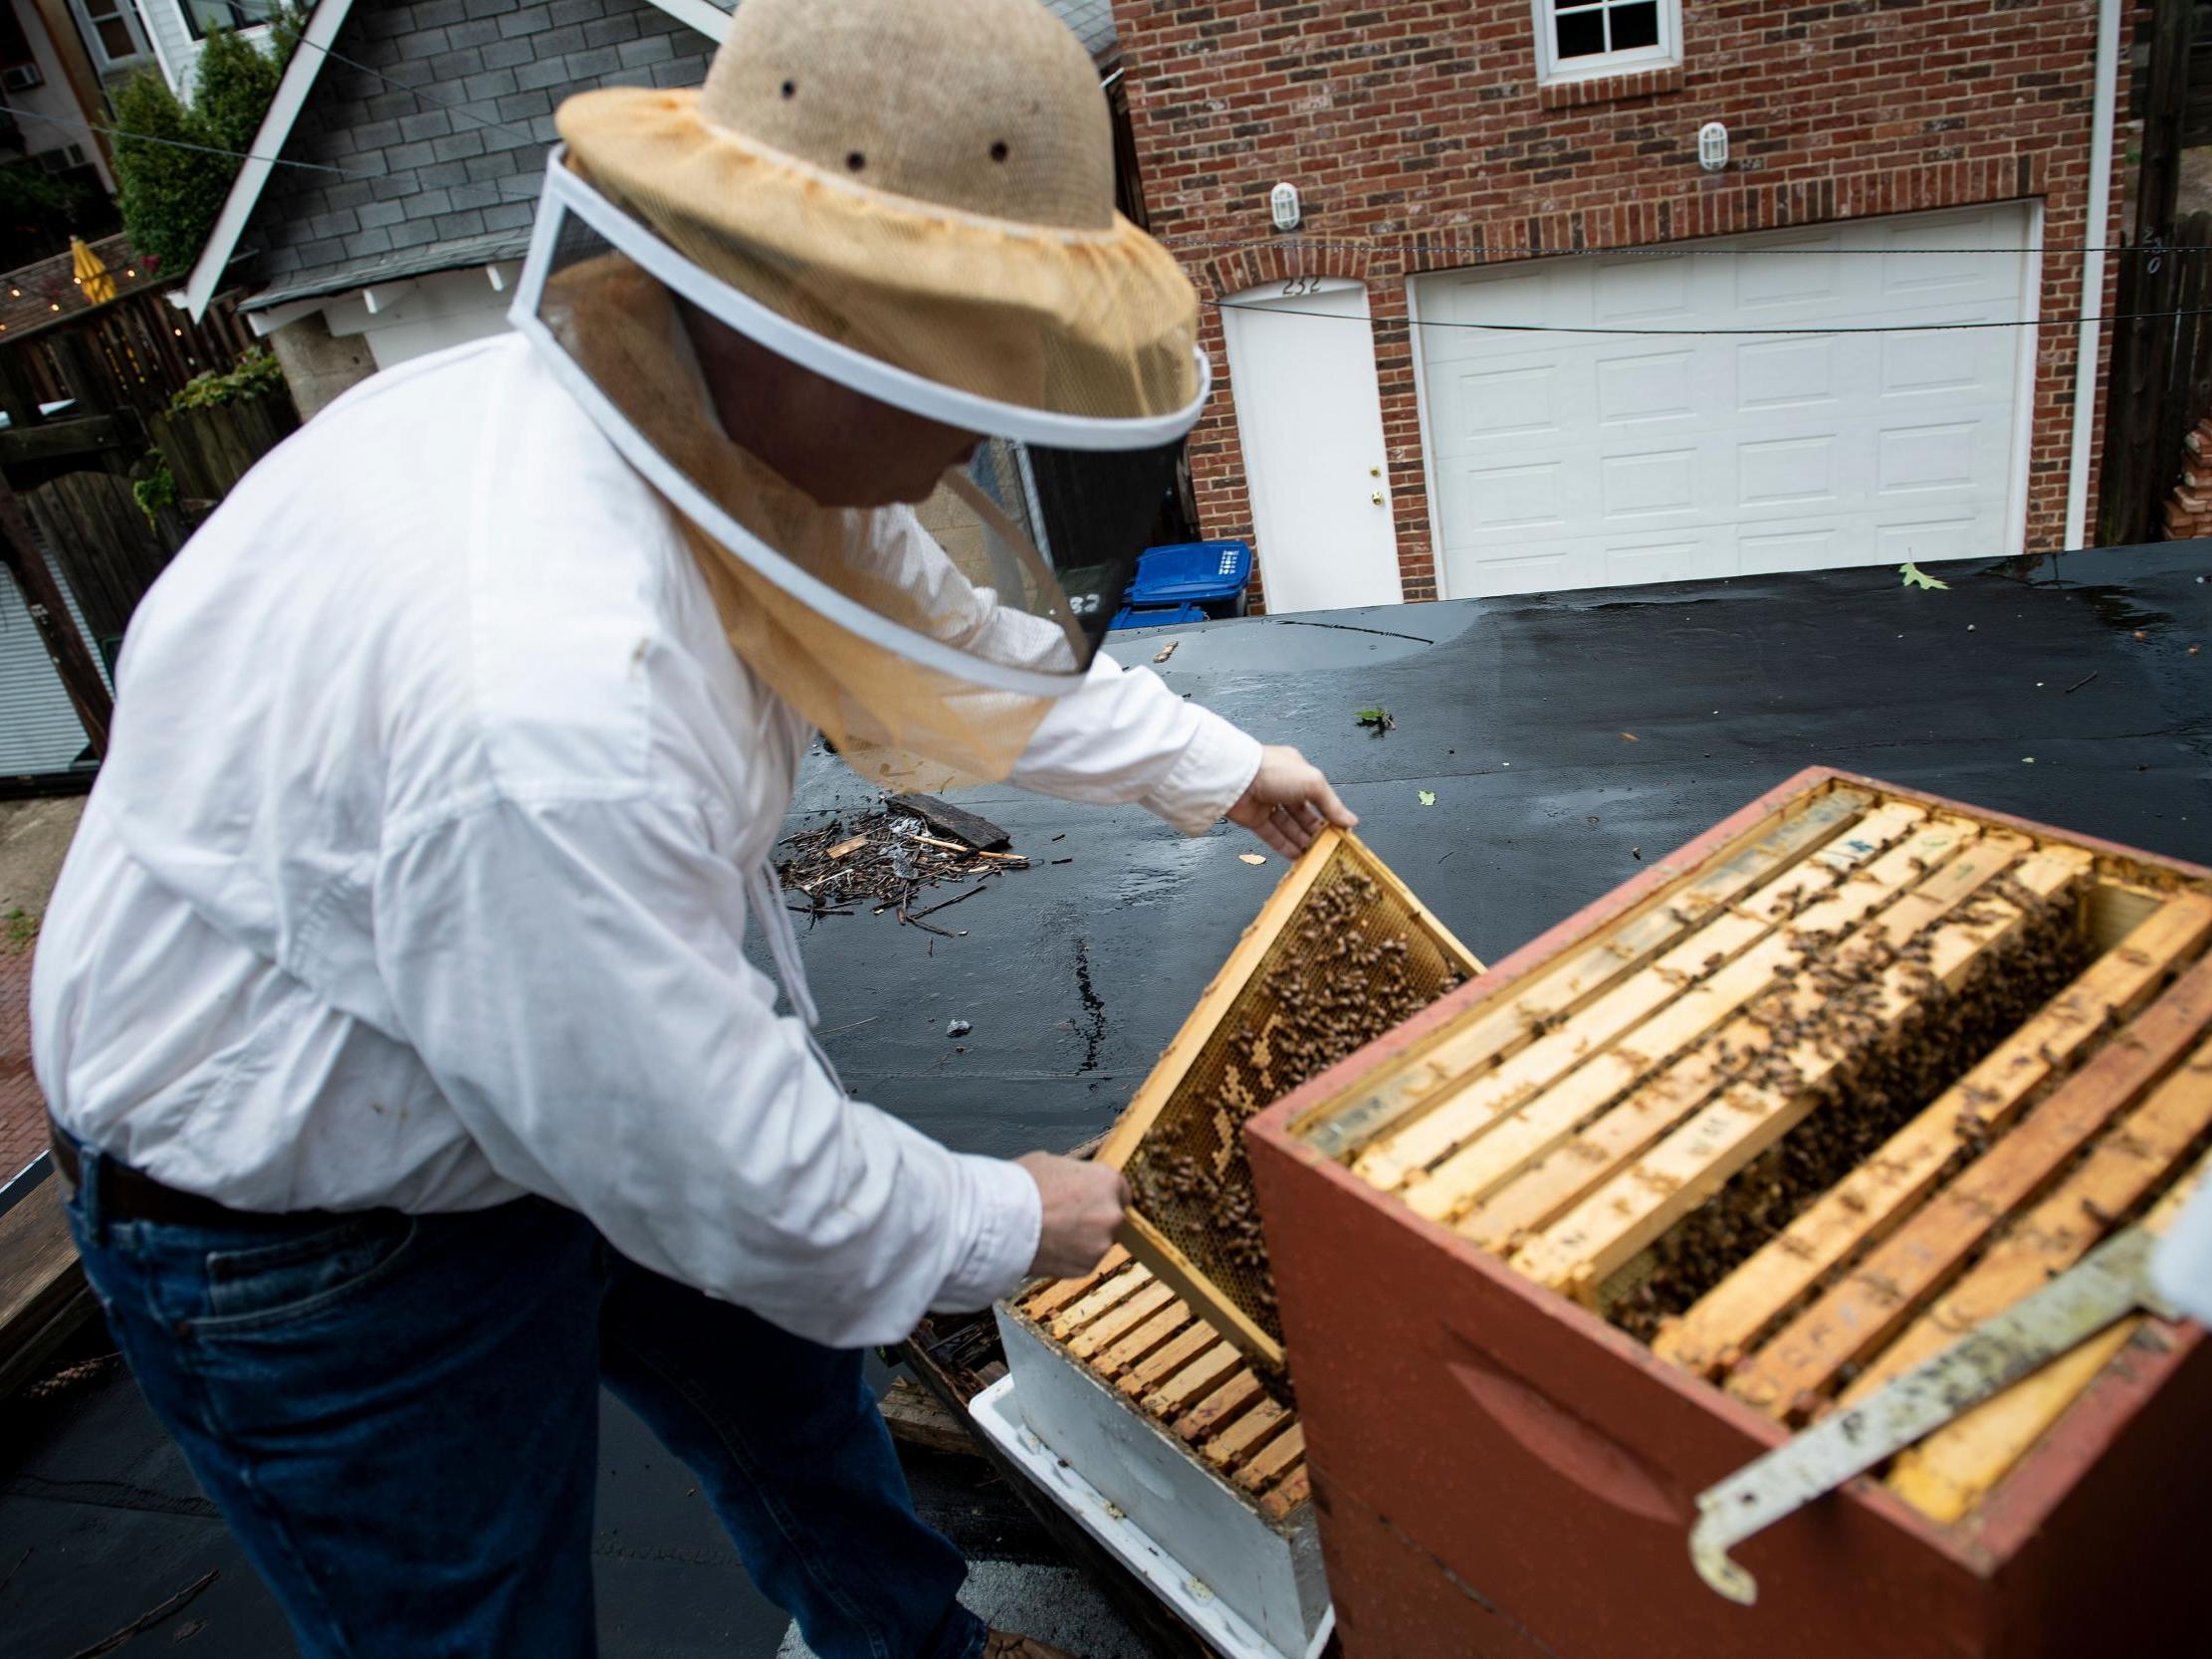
left=33, top=0, right=1263, bottom=1348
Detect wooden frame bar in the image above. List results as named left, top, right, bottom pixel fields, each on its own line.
left=1514, top=840, right=2089, bottom=1304
left=1298, top=785, right=1879, bottom=1165
left=1728, top=947, right=2212, bottom=1417
left=1654, top=890, right=2212, bottom=1376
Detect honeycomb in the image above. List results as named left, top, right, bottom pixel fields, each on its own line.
left=1119, top=835, right=1476, bottom=1351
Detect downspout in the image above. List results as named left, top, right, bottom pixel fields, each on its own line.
left=2064, top=0, right=2122, bottom=549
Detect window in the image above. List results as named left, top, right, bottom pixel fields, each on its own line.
left=1533, top=0, right=1679, bottom=84
left=183, top=1, right=262, bottom=40
left=69, top=0, right=148, bottom=71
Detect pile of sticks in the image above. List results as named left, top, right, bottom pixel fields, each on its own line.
left=775, top=802, right=1028, bottom=939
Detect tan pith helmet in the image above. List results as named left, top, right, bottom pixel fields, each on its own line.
left=555, top=0, right=1200, bottom=420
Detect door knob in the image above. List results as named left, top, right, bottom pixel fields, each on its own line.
left=1371, top=492, right=1384, bottom=506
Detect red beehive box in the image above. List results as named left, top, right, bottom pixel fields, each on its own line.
left=1246, top=768, right=2212, bottom=1659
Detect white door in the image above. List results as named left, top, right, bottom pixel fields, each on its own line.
left=1414, top=204, right=2039, bottom=598
left=1220, top=278, right=1403, bottom=612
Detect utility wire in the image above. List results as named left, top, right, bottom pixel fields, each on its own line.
left=1213, top=299, right=2212, bottom=337
left=0, top=99, right=382, bottom=176
left=1172, top=238, right=2212, bottom=258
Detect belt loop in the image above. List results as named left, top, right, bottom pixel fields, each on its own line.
left=75, top=1142, right=107, bottom=1246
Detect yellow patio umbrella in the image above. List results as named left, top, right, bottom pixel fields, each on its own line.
left=70, top=237, right=115, bottom=306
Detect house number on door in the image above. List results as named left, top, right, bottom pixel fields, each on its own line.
left=1280, top=277, right=1328, bottom=297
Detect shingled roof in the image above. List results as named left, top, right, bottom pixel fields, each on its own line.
left=192, top=0, right=1123, bottom=320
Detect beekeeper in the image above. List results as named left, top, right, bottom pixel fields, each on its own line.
left=28, top=3, right=1354, bottom=1656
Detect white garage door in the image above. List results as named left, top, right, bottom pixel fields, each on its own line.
left=1414, top=205, right=2039, bottom=598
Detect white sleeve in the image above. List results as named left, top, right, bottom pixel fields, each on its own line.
left=373, top=788, right=1040, bottom=1347
left=863, top=509, right=1263, bottom=831
left=1009, top=651, right=1263, bottom=835
left=2152, top=1176, right=2212, bottom=1325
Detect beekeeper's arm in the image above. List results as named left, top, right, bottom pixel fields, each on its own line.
left=877, top=508, right=1356, bottom=850
left=374, top=784, right=1040, bottom=1349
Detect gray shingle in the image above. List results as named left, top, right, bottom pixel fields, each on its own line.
left=563, top=45, right=621, bottom=79
left=237, top=0, right=734, bottom=298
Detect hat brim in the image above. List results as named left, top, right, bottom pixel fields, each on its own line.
left=557, top=88, right=1201, bottom=422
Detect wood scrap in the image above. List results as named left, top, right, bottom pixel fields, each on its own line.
left=887, top=793, right=1011, bottom=850
left=878, top=1376, right=983, bottom=1459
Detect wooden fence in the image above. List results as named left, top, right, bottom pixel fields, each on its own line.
left=20, top=470, right=181, bottom=654
left=2100, top=213, right=2212, bottom=546
left=148, top=392, right=299, bottom=503
left=2102, top=0, right=2208, bottom=546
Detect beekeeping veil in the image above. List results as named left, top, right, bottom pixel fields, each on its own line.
left=511, top=0, right=1207, bottom=789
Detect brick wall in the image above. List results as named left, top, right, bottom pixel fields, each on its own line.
left=1111, top=0, right=2136, bottom=605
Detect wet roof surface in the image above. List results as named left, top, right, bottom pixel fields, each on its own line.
left=4, top=543, right=2207, bottom=1653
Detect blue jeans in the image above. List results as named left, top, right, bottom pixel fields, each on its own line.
left=60, top=1143, right=987, bottom=1659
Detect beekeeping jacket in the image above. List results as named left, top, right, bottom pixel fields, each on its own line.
left=30, top=331, right=1261, bottom=1348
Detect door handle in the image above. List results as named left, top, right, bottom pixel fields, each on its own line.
left=1371, top=492, right=1384, bottom=506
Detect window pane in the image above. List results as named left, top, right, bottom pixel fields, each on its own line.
left=1555, top=8, right=1607, bottom=58
left=1610, top=2, right=1661, bottom=50
left=185, top=1, right=256, bottom=40
left=97, top=19, right=135, bottom=57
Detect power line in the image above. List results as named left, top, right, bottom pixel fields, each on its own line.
left=1213, top=299, right=2212, bottom=337
left=0, top=99, right=382, bottom=177
left=1172, top=237, right=2208, bottom=259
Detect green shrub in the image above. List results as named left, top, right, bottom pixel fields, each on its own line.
left=169, top=346, right=284, bottom=411
left=111, top=8, right=308, bottom=273
left=131, top=448, right=177, bottom=525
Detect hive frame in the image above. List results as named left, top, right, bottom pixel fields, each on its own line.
left=1096, top=827, right=1481, bottom=1368
left=1265, top=768, right=2212, bottom=1531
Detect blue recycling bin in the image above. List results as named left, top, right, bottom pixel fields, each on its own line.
left=1108, top=601, right=1209, bottom=631
left=1126, top=540, right=1253, bottom=619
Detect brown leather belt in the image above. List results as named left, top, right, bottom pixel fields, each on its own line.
left=48, top=1114, right=348, bottom=1234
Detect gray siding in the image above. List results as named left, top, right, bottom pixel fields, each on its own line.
left=241, top=0, right=714, bottom=294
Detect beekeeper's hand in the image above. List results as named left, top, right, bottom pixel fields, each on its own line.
left=1018, top=1152, right=1130, bottom=1279
left=1228, top=744, right=1359, bottom=857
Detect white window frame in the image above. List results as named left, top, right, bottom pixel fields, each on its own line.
left=68, top=0, right=151, bottom=75
left=1530, top=0, right=1680, bottom=86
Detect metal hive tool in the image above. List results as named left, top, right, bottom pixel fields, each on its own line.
left=1096, top=828, right=1481, bottom=1369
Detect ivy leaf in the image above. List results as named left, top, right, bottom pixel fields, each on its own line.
left=1418, top=789, right=1437, bottom=807
left=1899, top=561, right=1950, bottom=591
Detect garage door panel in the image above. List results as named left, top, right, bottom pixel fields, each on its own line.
left=1418, top=205, right=2034, bottom=597
left=1738, top=525, right=1845, bottom=573
left=1601, top=447, right=1699, bottom=519
left=1876, top=518, right=1980, bottom=564
left=1441, top=460, right=1569, bottom=539
left=1734, top=232, right=1845, bottom=308
left=1597, top=348, right=1697, bottom=426
left=1594, top=255, right=1693, bottom=321
left=1737, top=336, right=1840, bottom=411
left=1738, top=434, right=1841, bottom=510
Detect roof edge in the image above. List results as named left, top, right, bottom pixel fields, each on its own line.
left=635, top=0, right=734, bottom=42
left=182, top=0, right=360, bottom=322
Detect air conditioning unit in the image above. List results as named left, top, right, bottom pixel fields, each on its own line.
left=1, top=64, right=45, bottom=92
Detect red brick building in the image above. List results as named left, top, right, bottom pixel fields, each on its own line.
left=1112, top=0, right=2131, bottom=610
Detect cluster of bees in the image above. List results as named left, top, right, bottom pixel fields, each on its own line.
left=1610, top=892, right=2088, bottom=1340
left=1131, top=871, right=1464, bottom=1333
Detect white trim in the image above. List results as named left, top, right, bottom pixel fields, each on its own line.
left=2006, top=201, right=2045, bottom=558
left=634, top=0, right=732, bottom=41
left=135, top=0, right=183, bottom=91
left=2065, top=0, right=2120, bottom=550
left=180, top=0, right=356, bottom=320
left=1529, top=0, right=1680, bottom=87
left=1404, top=272, right=1447, bottom=599
left=534, top=157, right=1212, bottom=452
